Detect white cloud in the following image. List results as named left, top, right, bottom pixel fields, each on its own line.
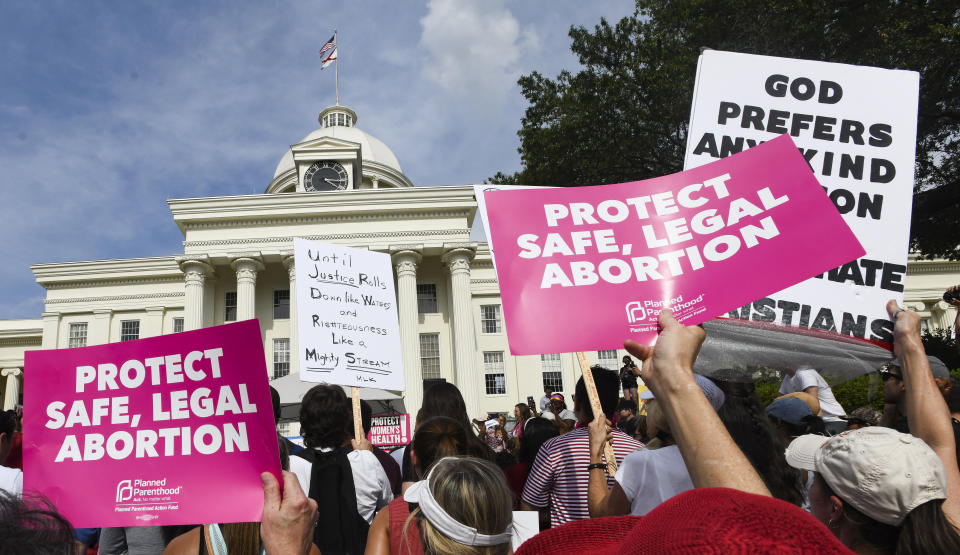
left=419, top=0, right=538, bottom=112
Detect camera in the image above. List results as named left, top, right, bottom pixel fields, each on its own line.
left=943, top=285, right=960, bottom=303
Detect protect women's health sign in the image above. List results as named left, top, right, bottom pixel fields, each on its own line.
left=23, top=319, right=280, bottom=528
left=484, top=135, right=865, bottom=355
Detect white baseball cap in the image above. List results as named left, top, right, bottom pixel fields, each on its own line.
left=640, top=374, right=725, bottom=412
left=785, top=427, right=946, bottom=526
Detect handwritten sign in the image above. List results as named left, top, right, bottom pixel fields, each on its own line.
left=484, top=135, right=864, bottom=354
left=23, top=320, right=280, bottom=528
left=294, top=239, right=404, bottom=391
left=685, top=50, right=919, bottom=342
left=367, top=413, right=410, bottom=447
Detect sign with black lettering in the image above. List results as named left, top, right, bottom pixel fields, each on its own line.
left=685, top=50, right=919, bottom=342
left=294, top=239, right=404, bottom=391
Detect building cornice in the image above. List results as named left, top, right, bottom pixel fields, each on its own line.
left=168, top=186, right=479, bottom=235
left=31, top=257, right=183, bottom=286
left=183, top=228, right=469, bottom=249
left=45, top=291, right=185, bottom=305
left=906, top=258, right=960, bottom=275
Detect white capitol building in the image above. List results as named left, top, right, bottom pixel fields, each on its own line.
left=1, top=103, right=958, bottom=422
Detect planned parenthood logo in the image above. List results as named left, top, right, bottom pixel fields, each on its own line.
left=116, top=480, right=133, bottom=502
left=625, top=302, right=648, bottom=323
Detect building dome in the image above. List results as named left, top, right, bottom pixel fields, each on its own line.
left=270, top=105, right=406, bottom=187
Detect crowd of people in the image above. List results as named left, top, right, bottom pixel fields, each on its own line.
left=3, top=296, right=960, bottom=554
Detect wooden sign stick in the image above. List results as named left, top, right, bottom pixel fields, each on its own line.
left=575, top=352, right=618, bottom=476
left=351, top=386, right=364, bottom=445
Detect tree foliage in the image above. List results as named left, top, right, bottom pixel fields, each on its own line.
left=494, top=0, right=960, bottom=258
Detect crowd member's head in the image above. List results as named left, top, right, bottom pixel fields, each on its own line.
left=548, top=393, right=567, bottom=411
left=618, top=399, right=637, bottom=420
left=775, top=391, right=821, bottom=417
left=543, top=385, right=553, bottom=397
left=786, top=427, right=960, bottom=553
left=403, top=457, right=512, bottom=555
left=0, top=411, right=15, bottom=462
left=299, top=384, right=350, bottom=449
left=622, top=355, right=634, bottom=367
left=516, top=417, right=559, bottom=465
left=514, top=403, right=531, bottom=423
left=574, top=366, right=620, bottom=422
left=359, top=399, right=373, bottom=437
left=882, top=356, right=952, bottom=406
left=410, top=416, right=490, bottom=479
left=841, top=406, right=881, bottom=431
left=270, top=386, right=281, bottom=424
left=948, top=377, right=960, bottom=417
left=766, top=397, right=825, bottom=443
left=0, top=492, right=76, bottom=555
left=717, top=381, right=804, bottom=507
left=421, top=382, right=471, bottom=431
left=641, top=374, right=723, bottom=449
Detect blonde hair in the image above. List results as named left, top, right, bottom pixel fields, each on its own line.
left=402, top=457, right=512, bottom=555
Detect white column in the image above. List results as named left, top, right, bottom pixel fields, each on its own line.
left=443, top=246, right=481, bottom=420
left=392, top=249, right=423, bottom=416
left=179, top=259, right=212, bottom=331
left=41, top=312, right=60, bottom=349
left=2, top=368, right=22, bottom=410
left=231, top=256, right=264, bottom=322
left=143, top=306, right=164, bottom=338
left=283, top=255, right=299, bottom=375
left=91, top=309, right=112, bottom=345
left=932, top=300, right=954, bottom=330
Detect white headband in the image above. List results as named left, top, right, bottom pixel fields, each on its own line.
left=403, top=457, right=513, bottom=547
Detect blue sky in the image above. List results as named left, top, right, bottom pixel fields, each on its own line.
left=0, top=0, right=635, bottom=319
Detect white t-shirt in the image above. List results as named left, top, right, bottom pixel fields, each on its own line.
left=290, top=448, right=393, bottom=523
left=539, top=395, right=551, bottom=412
left=615, top=444, right=694, bottom=516
left=0, top=465, right=22, bottom=497
left=541, top=409, right=576, bottom=422
left=779, top=369, right=846, bottom=422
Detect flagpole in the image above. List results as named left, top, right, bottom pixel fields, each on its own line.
left=334, top=29, right=340, bottom=105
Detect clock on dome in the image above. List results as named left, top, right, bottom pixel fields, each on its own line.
left=304, top=160, right=349, bottom=192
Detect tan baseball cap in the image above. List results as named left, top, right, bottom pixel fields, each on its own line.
left=785, top=427, right=946, bottom=526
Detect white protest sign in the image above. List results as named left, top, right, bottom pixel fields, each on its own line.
left=473, top=184, right=554, bottom=272
left=294, top=239, right=404, bottom=391
left=685, top=50, right=919, bottom=343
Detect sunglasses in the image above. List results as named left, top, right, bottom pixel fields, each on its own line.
left=880, top=370, right=902, bottom=382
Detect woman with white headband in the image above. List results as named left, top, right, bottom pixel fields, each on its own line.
left=365, top=456, right=513, bottom=555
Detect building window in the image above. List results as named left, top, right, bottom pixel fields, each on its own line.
left=417, top=284, right=438, bottom=314
left=483, top=351, right=507, bottom=395
left=120, top=320, right=140, bottom=342
left=480, top=304, right=502, bottom=334
left=273, top=338, right=290, bottom=379
left=597, top=350, right=618, bottom=364
left=483, top=352, right=506, bottom=395
left=173, top=318, right=184, bottom=334
left=274, top=290, right=290, bottom=319
left=541, top=353, right=563, bottom=391
left=419, top=333, right=441, bottom=380
left=68, top=323, right=88, bottom=348
left=225, top=291, right=237, bottom=322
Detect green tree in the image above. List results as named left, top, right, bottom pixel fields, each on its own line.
left=495, top=0, right=960, bottom=258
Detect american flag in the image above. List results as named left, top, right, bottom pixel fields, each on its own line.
left=319, top=35, right=336, bottom=56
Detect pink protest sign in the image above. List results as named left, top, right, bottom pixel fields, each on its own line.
left=367, top=413, right=410, bottom=447
left=23, top=319, right=280, bottom=528
left=484, top=135, right=865, bottom=355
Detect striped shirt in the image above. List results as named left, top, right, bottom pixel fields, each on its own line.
left=521, top=427, right=643, bottom=527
